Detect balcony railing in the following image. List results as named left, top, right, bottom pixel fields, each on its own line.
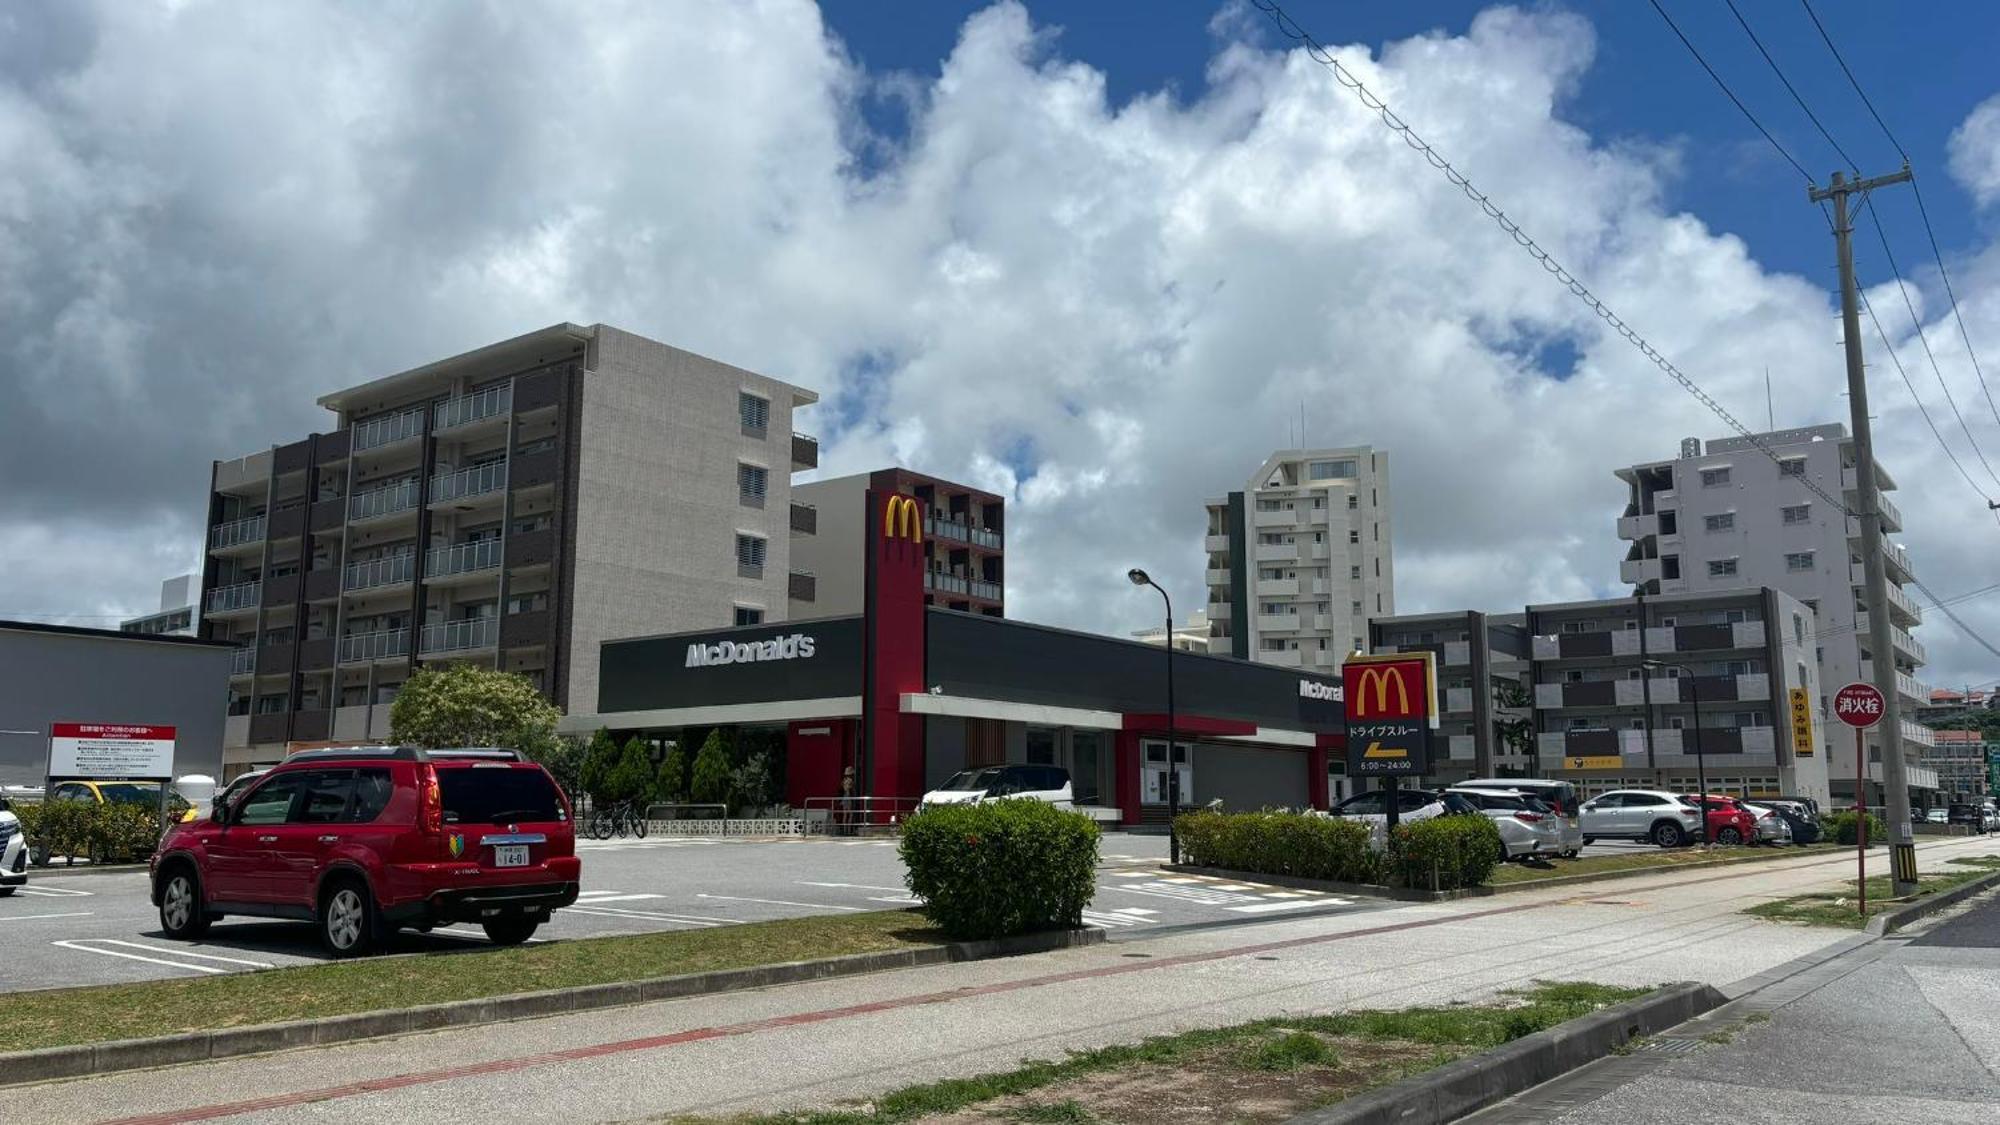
left=925, top=570, right=970, bottom=595
left=350, top=406, right=425, bottom=452
left=435, top=385, right=511, bottom=430
left=344, top=551, right=415, bottom=592
left=349, top=479, right=420, bottom=521
left=429, top=462, right=507, bottom=504
left=970, top=578, right=1002, bottom=601
left=339, top=627, right=410, bottom=663
left=209, top=515, right=266, bottom=551
left=205, top=581, right=260, bottom=614
left=421, top=617, right=498, bottom=655
left=230, top=647, right=255, bottom=674
left=426, top=539, right=502, bottom=578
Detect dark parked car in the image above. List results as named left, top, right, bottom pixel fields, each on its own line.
left=1759, top=799, right=1822, bottom=845
left=1947, top=804, right=1987, bottom=831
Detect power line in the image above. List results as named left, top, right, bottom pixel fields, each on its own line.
left=1857, top=285, right=1997, bottom=505
left=1646, top=0, right=1813, bottom=183
left=1720, top=0, right=1857, bottom=170
left=1799, top=0, right=2000, bottom=435
left=1861, top=207, right=2000, bottom=492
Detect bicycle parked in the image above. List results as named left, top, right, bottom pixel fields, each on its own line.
left=587, top=800, right=650, bottom=840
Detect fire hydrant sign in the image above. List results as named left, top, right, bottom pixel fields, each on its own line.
left=1833, top=683, right=1885, bottom=730
left=48, top=723, right=176, bottom=782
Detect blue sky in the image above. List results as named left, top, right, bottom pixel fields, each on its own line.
left=823, top=0, right=1994, bottom=287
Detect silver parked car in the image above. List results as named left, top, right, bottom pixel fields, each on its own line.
left=1578, top=789, right=1706, bottom=848
left=1455, top=778, right=1584, bottom=857
left=1446, top=788, right=1564, bottom=861
left=0, top=796, right=25, bottom=896
left=1740, top=801, right=1794, bottom=845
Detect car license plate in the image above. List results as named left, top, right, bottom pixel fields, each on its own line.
left=493, top=844, right=529, bottom=868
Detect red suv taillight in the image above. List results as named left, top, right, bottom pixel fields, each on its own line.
left=1513, top=812, right=1545, bottom=823
left=419, top=766, right=443, bottom=836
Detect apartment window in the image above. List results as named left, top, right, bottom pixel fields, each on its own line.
left=1312, top=532, right=1324, bottom=543
left=1704, top=512, right=1735, bottom=533
left=739, top=391, right=770, bottom=435
left=1562, top=621, right=1592, bottom=634
left=1796, top=661, right=1810, bottom=688
left=733, top=606, right=764, bottom=626
left=1724, top=608, right=1748, bottom=623
left=1708, top=558, right=1739, bottom=578
left=738, top=463, right=768, bottom=507
left=511, top=513, right=553, bottom=534
left=1347, top=494, right=1359, bottom=510
left=1376, top=593, right=1382, bottom=612
left=505, top=592, right=547, bottom=615
left=1259, top=533, right=1285, bottom=545
left=1785, top=551, right=1815, bottom=572
left=1793, top=614, right=1807, bottom=645
left=1699, top=467, right=1731, bottom=488
left=1260, top=602, right=1290, bottom=615
left=1373, top=523, right=1379, bottom=542
left=1734, top=711, right=1767, bottom=727
left=735, top=533, right=767, bottom=577
left=1348, top=530, right=1360, bottom=544
left=1566, top=669, right=1585, bottom=683
left=1374, top=558, right=1380, bottom=577
left=1309, top=459, right=1356, bottom=480
left=1778, top=458, right=1806, bottom=477
left=1782, top=503, right=1811, bottom=525
left=1351, top=600, right=1362, bottom=613
left=1659, top=510, right=1678, bottom=535
left=1260, top=639, right=1288, bottom=652
left=1350, top=566, right=1361, bottom=580
left=1668, top=715, right=1687, bottom=730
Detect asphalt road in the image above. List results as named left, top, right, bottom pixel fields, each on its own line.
left=0, top=831, right=1398, bottom=993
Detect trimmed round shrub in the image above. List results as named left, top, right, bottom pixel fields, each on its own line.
left=1388, top=814, right=1504, bottom=891
left=1822, top=810, right=1887, bottom=846
left=900, top=800, right=1100, bottom=940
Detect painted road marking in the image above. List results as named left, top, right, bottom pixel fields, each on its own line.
left=694, top=894, right=869, bottom=913
left=574, top=891, right=666, bottom=904
left=1228, top=900, right=1341, bottom=914
left=54, top=939, right=275, bottom=975
left=798, top=881, right=908, bottom=893
left=562, top=905, right=738, bottom=926
left=1103, top=881, right=1256, bottom=906
left=0, top=911, right=94, bottom=922
left=1080, top=910, right=1146, bottom=928
left=15, top=885, right=94, bottom=897
left=427, top=926, right=552, bottom=945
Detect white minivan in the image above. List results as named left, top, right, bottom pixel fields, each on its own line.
left=921, top=765, right=1074, bottom=810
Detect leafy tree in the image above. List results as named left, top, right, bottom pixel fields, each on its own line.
left=526, top=734, right=586, bottom=802
left=656, top=744, right=690, bottom=804
left=604, top=737, right=655, bottom=805
left=1491, top=678, right=1535, bottom=760
left=729, top=751, right=776, bottom=814
left=389, top=664, right=560, bottom=751
left=578, top=729, right=621, bottom=804
left=690, top=728, right=734, bottom=806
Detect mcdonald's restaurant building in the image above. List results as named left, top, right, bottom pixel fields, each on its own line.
left=561, top=488, right=1349, bottom=822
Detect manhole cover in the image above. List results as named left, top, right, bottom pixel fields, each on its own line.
left=1628, top=1037, right=1708, bottom=1055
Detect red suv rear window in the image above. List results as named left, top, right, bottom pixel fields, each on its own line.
left=436, top=766, right=564, bottom=826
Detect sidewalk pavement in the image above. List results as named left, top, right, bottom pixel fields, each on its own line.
left=22, top=836, right=2000, bottom=1125
left=1471, top=885, right=2000, bottom=1124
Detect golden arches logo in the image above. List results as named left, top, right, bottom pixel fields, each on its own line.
left=1352, top=666, right=1413, bottom=718
left=883, top=495, right=923, bottom=543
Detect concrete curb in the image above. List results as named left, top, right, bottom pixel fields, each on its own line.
left=1480, top=846, right=1852, bottom=895
left=1283, top=981, right=1728, bottom=1125
left=1866, top=868, right=2000, bottom=936
left=1164, top=864, right=1490, bottom=902
left=0, top=928, right=1103, bottom=1088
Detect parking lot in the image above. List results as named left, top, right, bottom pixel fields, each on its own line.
left=0, top=831, right=1411, bottom=993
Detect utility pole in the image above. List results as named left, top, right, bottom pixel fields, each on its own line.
left=1810, top=165, right=1919, bottom=896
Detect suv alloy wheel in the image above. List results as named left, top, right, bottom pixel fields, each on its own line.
left=320, top=878, right=378, bottom=957
left=1715, top=826, right=1744, bottom=845
left=158, top=866, right=211, bottom=939
left=1651, top=821, right=1685, bottom=848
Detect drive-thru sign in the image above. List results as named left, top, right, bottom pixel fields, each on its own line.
left=1342, top=652, right=1436, bottom=778
left=1832, top=682, right=1884, bottom=918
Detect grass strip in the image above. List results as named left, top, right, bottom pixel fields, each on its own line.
left=698, top=981, right=1652, bottom=1124
left=0, top=909, right=941, bottom=1052
left=1488, top=843, right=1840, bottom=886
left=1744, top=855, right=2000, bottom=929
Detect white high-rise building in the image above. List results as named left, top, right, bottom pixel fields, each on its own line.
left=1202, top=447, right=1394, bottom=670
left=1615, top=424, right=1937, bottom=803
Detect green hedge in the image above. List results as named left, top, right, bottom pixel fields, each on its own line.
left=1388, top=815, right=1503, bottom=891
left=900, top=800, right=1100, bottom=940
left=1175, top=810, right=1379, bottom=884
left=1822, top=810, right=1887, bottom=846
left=14, top=801, right=180, bottom=866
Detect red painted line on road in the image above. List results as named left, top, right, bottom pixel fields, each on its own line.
left=98, top=845, right=1954, bottom=1125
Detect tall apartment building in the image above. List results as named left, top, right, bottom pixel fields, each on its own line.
left=1134, top=611, right=1214, bottom=653
left=1927, top=730, right=1991, bottom=801
left=788, top=468, right=1004, bottom=619
left=1203, top=447, right=1394, bottom=669
left=199, top=324, right=818, bottom=772
left=1368, top=611, right=1530, bottom=784
left=1615, top=425, right=1936, bottom=804
left=120, top=574, right=200, bottom=638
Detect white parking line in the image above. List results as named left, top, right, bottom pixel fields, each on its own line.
left=797, top=881, right=908, bottom=893
left=1227, top=899, right=1342, bottom=914
left=573, top=891, right=666, bottom=904
left=54, top=939, right=275, bottom=974
left=694, top=893, right=869, bottom=912
left=427, top=926, right=551, bottom=944
left=0, top=911, right=94, bottom=922
left=14, top=886, right=94, bottom=897
left=563, top=905, right=739, bottom=926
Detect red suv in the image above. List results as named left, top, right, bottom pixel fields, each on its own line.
left=151, top=747, right=580, bottom=956
left=1679, top=794, right=1758, bottom=845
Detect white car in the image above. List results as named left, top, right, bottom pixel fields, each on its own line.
left=1578, top=789, right=1706, bottom=848
left=1446, top=788, right=1566, bottom=861
left=1326, top=788, right=1476, bottom=848
left=0, top=796, right=25, bottom=896
left=921, top=765, right=1073, bottom=810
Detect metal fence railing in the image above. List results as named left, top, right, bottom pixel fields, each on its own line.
left=800, top=795, right=922, bottom=835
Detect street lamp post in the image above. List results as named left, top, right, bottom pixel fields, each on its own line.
left=1644, top=659, right=1708, bottom=846
left=1128, top=568, right=1179, bottom=864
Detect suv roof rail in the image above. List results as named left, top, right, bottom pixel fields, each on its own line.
left=280, top=745, right=424, bottom=763
left=427, top=747, right=527, bottom=762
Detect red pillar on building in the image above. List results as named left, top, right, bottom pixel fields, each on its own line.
left=864, top=490, right=929, bottom=809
